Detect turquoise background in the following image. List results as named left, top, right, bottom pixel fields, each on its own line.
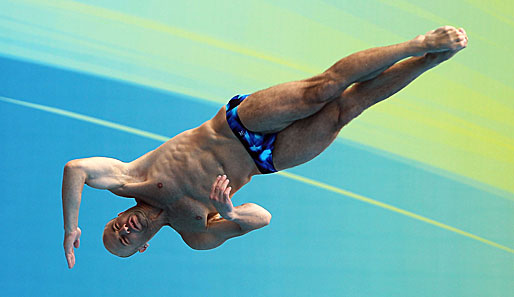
left=0, top=1, right=512, bottom=296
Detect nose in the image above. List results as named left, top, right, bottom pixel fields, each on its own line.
left=119, top=224, right=131, bottom=235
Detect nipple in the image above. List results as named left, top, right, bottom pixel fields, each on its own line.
left=195, top=216, right=202, bottom=221
left=157, top=182, right=163, bottom=189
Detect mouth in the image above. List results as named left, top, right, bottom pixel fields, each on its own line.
left=128, top=214, right=143, bottom=232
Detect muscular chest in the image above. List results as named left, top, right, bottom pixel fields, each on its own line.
left=167, top=196, right=215, bottom=232
left=112, top=179, right=216, bottom=232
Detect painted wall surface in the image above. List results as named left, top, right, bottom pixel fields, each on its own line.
left=0, top=1, right=512, bottom=296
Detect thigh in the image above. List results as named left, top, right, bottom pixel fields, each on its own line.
left=237, top=73, right=341, bottom=134
left=272, top=91, right=366, bottom=171
left=272, top=101, right=342, bottom=171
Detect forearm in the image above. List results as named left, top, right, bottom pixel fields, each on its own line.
left=224, top=203, right=272, bottom=232
left=62, top=161, right=87, bottom=233
left=209, top=175, right=271, bottom=232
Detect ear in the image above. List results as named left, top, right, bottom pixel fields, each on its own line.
left=138, top=242, right=149, bottom=253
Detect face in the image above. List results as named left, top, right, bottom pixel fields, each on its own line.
left=102, top=206, right=156, bottom=257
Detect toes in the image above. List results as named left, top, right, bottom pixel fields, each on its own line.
left=443, top=25, right=456, bottom=33
left=458, top=28, right=468, bottom=41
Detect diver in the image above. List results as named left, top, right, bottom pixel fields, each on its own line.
left=62, top=26, right=468, bottom=268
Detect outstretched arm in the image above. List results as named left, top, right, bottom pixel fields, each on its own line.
left=62, top=157, right=130, bottom=268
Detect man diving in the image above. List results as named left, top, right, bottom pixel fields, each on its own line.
left=62, top=26, right=468, bottom=269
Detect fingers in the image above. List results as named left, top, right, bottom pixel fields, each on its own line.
left=210, top=175, right=231, bottom=201
left=224, top=185, right=232, bottom=198
left=67, top=254, right=75, bottom=269
left=217, top=176, right=226, bottom=197
left=209, top=175, right=236, bottom=219
left=63, top=228, right=80, bottom=269
left=221, top=178, right=230, bottom=193
left=211, top=175, right=221, bottom=195
left=459, top=27, right=467, bottom=38
left=458, top=27, right=468, bottom=47
left=216, top=175, right=228, bottom=193
left=65, top=248, right=75, bottom=269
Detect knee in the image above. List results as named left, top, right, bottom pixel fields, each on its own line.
left=336, top=95, right=365, bottom=128
left=302, top=72, right=342, bottom=105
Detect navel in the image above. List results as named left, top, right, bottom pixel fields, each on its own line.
left=195, top=215, right=203, bottom=221
left=157, top=182, right=163, bottom=189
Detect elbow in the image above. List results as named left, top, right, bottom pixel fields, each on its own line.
left=236, top=203, right=272, bottom=231
left=264, top=211, right=271, bottom=226
left=248, top=203, right=272, bottom=228
left=64, top=159, right=82, bottom=172
left=63, top=159, right=87, bottom=180
left=252, top=204, right=272, bottom=228
left=261, top=210, right=272, bottom=228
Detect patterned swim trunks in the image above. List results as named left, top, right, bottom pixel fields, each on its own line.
left=225, top=94, right=278, bottom=174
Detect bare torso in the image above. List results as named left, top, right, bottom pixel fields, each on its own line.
left=109, top=107, right=259, bottom=233
left=62, top=27, right=468, bottom=267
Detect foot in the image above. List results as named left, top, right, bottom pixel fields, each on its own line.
left=423, top=28, right=467, bottom=65
left=417, top=26, right=468, bottom=53
left=424, top=48, right=461, bottom=65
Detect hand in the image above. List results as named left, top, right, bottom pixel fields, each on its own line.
left=209, top=175, right=236, bottom=220
left=63, top=227, right=81, bottom=269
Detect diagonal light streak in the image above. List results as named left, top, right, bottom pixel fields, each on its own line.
left=0, top=96, right=169, bottom=142
left=14, top=0, right=318, bottom=75
left=1, top=95, right=512, bottom=254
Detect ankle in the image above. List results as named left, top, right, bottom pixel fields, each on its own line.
left=419, top=53, right=441, bottom=69
left=407, top=35, right=428, bottom=56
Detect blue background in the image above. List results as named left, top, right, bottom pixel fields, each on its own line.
left=1, top=0, right=513, bottom=296
left=1, top=56, right=512, bottom=297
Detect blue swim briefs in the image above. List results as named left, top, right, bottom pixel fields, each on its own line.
left=226, top=94, right=278, bottom=174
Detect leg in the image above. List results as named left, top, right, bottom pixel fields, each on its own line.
left=238, top=26, right=467, bottom=134
left=238, top=42, right=420, bottom=134
left=273, top=48, right=465, bottom=170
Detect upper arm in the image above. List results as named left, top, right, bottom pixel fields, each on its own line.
left=181, top=217, right=247, bottom=250
left=182, top=204, right=272, bottom=250
left=64, top=157, right=131, bottom=190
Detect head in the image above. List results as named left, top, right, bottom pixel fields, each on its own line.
left=102, top=203, right=164, bottom=258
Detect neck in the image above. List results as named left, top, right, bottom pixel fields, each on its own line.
left=136, top=202, right=168, bottom=229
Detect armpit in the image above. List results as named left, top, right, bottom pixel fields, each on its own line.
left=207, top=212, right=223, bottom=223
